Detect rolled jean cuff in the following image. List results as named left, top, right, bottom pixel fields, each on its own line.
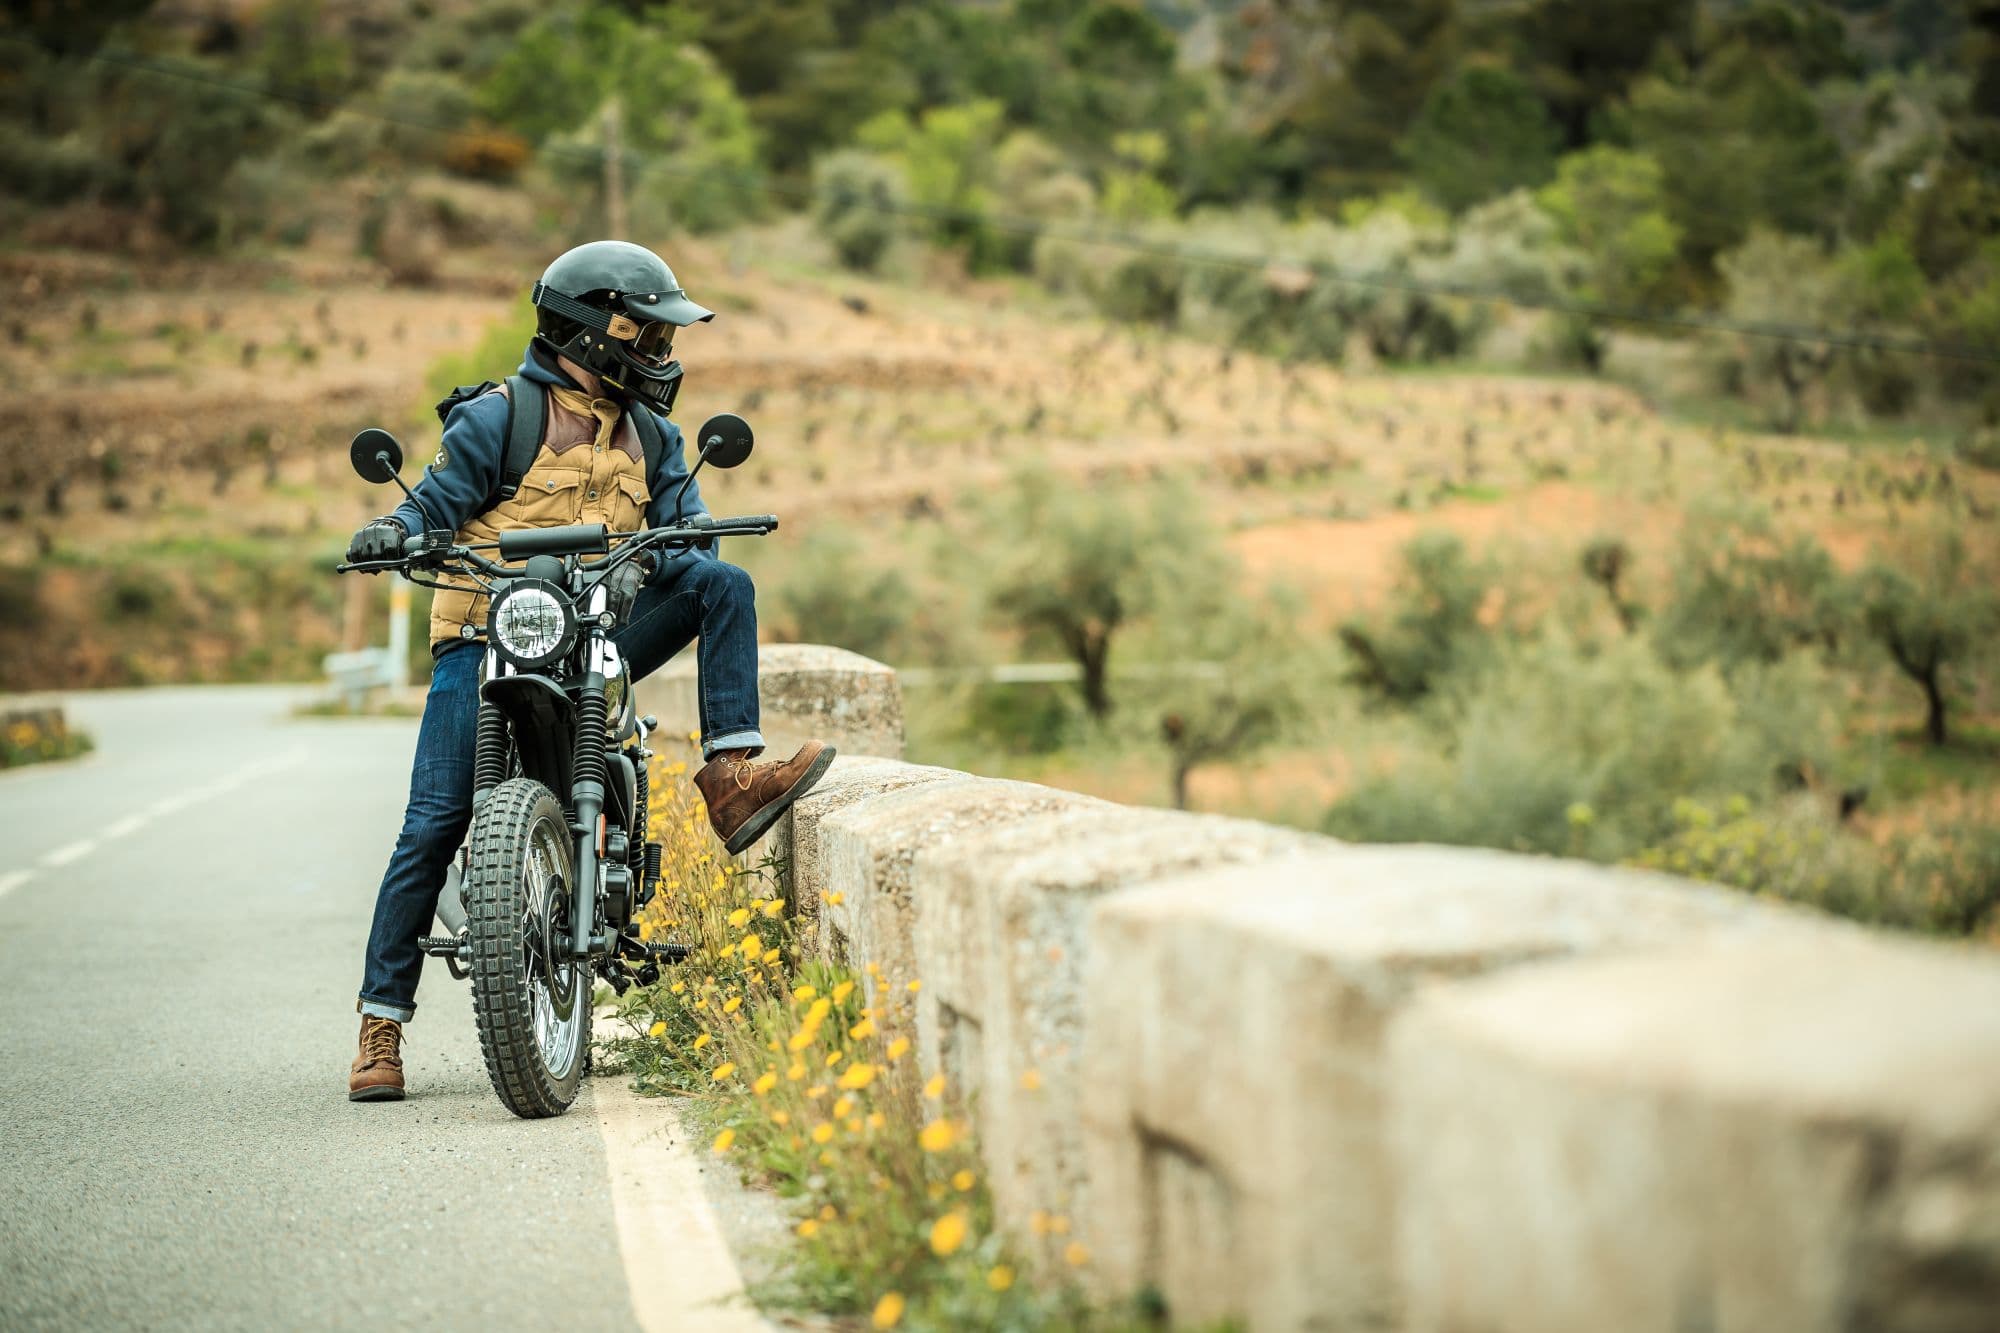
left=358, top=997, right=416, bottom=1023
left=702, top=729, right=765, bottom=761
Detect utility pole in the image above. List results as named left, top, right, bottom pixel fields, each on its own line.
left=602, top=97, right=627, bottom=239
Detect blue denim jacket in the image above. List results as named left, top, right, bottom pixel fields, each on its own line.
left=389, top=344, right=715, bottom=585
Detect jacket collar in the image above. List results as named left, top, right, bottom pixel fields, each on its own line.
left=520, top=340, right=619, bottom=403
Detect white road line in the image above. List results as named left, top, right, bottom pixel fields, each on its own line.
left=591, top=1022, right=771, bottom=1333
left=2, top=749, right=310, bottom=888
left=41, top=840, right=94, bottom=869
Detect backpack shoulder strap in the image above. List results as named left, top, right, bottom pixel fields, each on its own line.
left=493, top=374, right=547, bottom=506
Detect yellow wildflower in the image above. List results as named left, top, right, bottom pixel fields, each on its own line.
left=929, top=1211, right=968, bottom=1257
left=807, top=1084, right=827, bottom=1099
left=1064, top=1242, right=1091, bottom=1267
left=771, top=1110, right=790, bottom=1126
left=796, top=1219, right=818, bottom=1239
left=906, top=979, right=922, bottom=993
left=787, top=1029, right=815, bottom=1053
left=845, top=1118, right=863, bottom=1134
left=885, top=1037, right=910, bottom=1062
left=793, top=984, right=817, bottom=1001
left=866, top=1112, right=885, bottom=1130
left=807, top=998, right=832, bottom=1023
left=918, top=1119, right=956, bottom=1153
left=753, top=1071, right=778, bottom=1096
left=924, top=1074, right=946, bottom=1099
left=762, top=948, right=781, bottom=964
left=811, top=1122, right=834, bottom=1145
left=722, top=996, right=741, bottom=1014
left=692, top=1033, right=711, bottom=1050
left=787, top=1063, right=806, bottom=1081
left=740, top=933, right=761, bottom=958
left=848, top=1019, right=875, bottom=1040
left=871, top=1293, right=904, bottom=1329
left=1020, top=1068, right=1043, bottom=1091
left=727, top=908, right=750, bottom=928
left=836, top=1062, right=876, bottom=1090
left=952, top=1170, right=975, bottom=1192
left=824, top=1050, right=843, bottom=1068
left=761, top=900, right=783, bottom=918
left=987, top=1265, right=1014, bottom=1292
left=711, top=1128, right=735, bottom=1153
left=1029, top=1211, right=1050, bottom=1237
left=831, top=981, right=855, bottom=1004
left=648, top=1021, right=666, bottom=1039
left=819, top=1204, right=836, bottom=1221
left=711, top=1062, right=736, bottom=1082
left=826, top=892, right=845, bottom=906
left=833, top=1096, right=854, bottom=1119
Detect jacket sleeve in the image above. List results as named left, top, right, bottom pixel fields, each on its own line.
left=642, top=413, right=718, bottom=581
left=389, top=391, right=509, bottom=536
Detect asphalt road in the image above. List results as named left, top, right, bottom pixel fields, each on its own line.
left=0, top=687, right=644, bottom=1331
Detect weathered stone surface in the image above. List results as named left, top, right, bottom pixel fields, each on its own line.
left=817, top=779, right=1103, bottom=1005
left=647, top=642, right=903, bottom=760
left=1082, top=845, right=1827, bottom=1332
left=1391, top=931, right=2000, bottom=1333
left=779, top=758, right=973, bottom=943
left=913, top=806, right=1330, bottom=1260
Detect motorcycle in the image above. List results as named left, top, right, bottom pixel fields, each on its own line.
left=338, top=413, right=772, bottom=1118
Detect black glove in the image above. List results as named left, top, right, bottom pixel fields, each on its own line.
left=346, top=517, right=406, bottom=566
left=603, top=551, right=654, bottom=623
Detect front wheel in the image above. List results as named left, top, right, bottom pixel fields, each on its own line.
left=464, top=777, right=590, bottom=1118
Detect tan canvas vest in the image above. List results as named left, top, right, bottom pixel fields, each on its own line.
left=427, top=380, right=653, bottom=647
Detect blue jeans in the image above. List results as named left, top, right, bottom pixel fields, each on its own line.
left=357, top=558, right=763, bottom=1022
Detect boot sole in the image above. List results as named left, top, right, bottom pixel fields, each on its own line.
left=348, top=1084, right=406, bottom=1102
left=723, top=745, right=838, bottom=856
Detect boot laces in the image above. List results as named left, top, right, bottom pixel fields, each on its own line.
left=720, top=753, right=756, bottom=791
left=361, top=1017, right=402, bottom=1064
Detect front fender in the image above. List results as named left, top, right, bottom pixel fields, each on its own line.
left=481, top=673, right=575, bottom=799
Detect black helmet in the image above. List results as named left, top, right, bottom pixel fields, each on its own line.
left=530, top=240, right=714, bottom=415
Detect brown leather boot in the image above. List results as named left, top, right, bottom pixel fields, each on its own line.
left=694, top=740, right=837, bottom=855
left=348, top=1015, right=406, bottom=1102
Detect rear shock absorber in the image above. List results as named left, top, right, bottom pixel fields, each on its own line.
left=471, top=702, right=508, bottom=806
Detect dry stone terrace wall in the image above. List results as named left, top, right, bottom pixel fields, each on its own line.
left=645, top=645, right=2000, bottom=1331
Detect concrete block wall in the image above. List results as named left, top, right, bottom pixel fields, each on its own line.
left=644, top=647, right=2000, bottom=1330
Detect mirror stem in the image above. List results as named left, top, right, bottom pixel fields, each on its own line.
left=383, top=452, right=443, bottom=532
left=670, top=441, right=715, bottom=521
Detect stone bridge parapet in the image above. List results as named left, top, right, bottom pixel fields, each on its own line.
left=648, top=644, right=2000, bottom=1332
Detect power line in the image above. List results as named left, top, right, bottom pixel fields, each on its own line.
left=13, top=35, right=2000, bottom=366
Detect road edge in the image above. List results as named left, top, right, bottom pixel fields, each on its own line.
left=590, top=1068, right=771, bottom=1333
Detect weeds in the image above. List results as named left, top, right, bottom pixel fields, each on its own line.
left=601, top=738, right=1131, bottom=1331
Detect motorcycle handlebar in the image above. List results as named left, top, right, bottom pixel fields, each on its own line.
left=335, top=516, right=777, bottom=576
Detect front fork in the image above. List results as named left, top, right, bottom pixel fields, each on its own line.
left=569, top=586, right=613, bottom=960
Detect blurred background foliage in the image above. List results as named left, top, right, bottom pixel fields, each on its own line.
left=2, top=0, right=1997, bottom=941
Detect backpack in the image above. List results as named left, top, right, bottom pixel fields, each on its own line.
left=433, top=375, right=668, bottom=516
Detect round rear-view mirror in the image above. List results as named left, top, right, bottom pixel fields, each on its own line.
left=350, top=428, right=404, bottom=484
left=694, top=413, right=754, bottom=469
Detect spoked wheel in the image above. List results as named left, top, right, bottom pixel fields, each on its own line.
left=464, top=777, right=590, bottom=1118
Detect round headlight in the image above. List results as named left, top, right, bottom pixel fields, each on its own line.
left=488, top=581, right=576, bottom=669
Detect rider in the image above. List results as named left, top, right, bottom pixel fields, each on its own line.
left=342, top=240, right=834, bottom=1102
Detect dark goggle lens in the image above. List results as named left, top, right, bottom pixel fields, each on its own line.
left=631, top=320, right=675, bottom=360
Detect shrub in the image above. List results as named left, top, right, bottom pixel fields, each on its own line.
left=1327, top=634, right=1836, bottom=861
left=1402, top=64, right=1561, bottom=213
left=769, top=530, right=918, bottom=663
left=1339, top=530, right=1494, bottom=705
left=1653, top=501, right=1849, bottom=670
left=812, top=150, right=909, bottom=273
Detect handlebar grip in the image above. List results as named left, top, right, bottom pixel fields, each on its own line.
left=498, top=523, right=610, bottom=559
left=711, top=515, right=779, bottom=532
